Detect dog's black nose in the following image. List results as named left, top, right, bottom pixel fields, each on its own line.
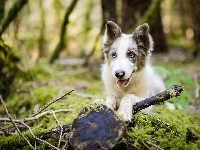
left=115, top=70, right=125, bottom=78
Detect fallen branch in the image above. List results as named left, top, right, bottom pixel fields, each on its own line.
left=133, top=85, right=183, bottom=114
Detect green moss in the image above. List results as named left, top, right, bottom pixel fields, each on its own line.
left=128, top=107, right=200, bottom=149
left=0, top=128, right=48, bottom=150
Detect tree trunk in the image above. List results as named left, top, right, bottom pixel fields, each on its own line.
left=121, top=0, right=167, bottom=53
left=0, top=40, right=20, bottom=100
left=49, top=0, right=78, bottom=63
left=0, top=0, right=6, bottom=24
left=101, top=0, right=117, bottom=33
left=121, top=0, right=149, bottom=32
left=190, top=0, right=200, bottom=58
left=0, top=0, right=28, bottom=36
left=150, top=5, right=167, bottom=53
left=38, top=0, right=46, bottom=58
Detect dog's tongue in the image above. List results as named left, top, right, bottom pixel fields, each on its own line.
left=117, top=79, right=128, bottom=87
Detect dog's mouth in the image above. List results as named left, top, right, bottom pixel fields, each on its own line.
left=117, top=78, right=130, bottom=87
left=116, top=71, right=135, bottom=87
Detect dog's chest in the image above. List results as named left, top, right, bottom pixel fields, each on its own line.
left=117, top=79, right=150, bottom=98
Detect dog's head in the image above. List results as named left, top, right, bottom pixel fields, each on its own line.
left=102, top=21, right=153, bottom=88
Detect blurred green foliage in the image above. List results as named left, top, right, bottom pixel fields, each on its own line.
left=155, top=66, right=196, bottom=108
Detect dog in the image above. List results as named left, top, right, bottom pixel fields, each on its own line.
left=101, top=21, right=167, bottom=121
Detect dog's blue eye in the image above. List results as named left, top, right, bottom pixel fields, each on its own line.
left=128, top=51, right=135, bottom=58
left=111, top=52, right=117, bottom=58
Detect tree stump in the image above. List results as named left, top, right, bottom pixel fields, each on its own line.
left=69, top=105, right=126, bottom=150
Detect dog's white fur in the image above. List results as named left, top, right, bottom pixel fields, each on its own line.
left=101, top=21, right=166, bottom=121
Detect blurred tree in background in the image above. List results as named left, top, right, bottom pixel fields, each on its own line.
left=1, top=0, right=200, bottom=61
left=190, top=0, right=200, bottom=58
left=0, top=0, right=200, bottom=99
left=107, top=0, right=168, bottom=53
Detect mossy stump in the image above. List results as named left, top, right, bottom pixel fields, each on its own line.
left=69, top=105, right=126, bottom=150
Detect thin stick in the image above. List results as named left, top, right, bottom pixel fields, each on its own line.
left=50, top=110, right=63, bottom=148
left=19, top=121, right=60, bottom=150
left=145, top=141, right=164, bottom=150
left=31, top=90, right=74, bottom=117
left=0, top=109, right=71, bottom=123
left=0, top=95, right=35, bottom=150
left=143, top=113, right=184, bottom=138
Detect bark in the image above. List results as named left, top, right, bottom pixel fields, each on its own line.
left=190, top=0, right=200, bottom=58
left=0, top=40, right=20, bottom=100
left=0, top=0, right=28, bottom=36
left=121, top=0, right=149, bottom=32
left=122, top=0, right=167, bottom=53
left=0, top=0, right=6, bottom=24
left=49, top=0, right=78, bottom=63
left=132, top=85, right=183, bottom=114
left=150, top=6, right=168, bottom=53
left=101, top=0, right=117, bottom=33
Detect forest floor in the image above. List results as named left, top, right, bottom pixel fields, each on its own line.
left=0, top=47, right=200, bottom=149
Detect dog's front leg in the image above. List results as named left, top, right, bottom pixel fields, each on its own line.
left=106, top=96, right=117, bottom=111
left=117, top=94, right=142, bottom=121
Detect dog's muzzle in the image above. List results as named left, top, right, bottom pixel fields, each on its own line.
left=115, top=70, right=125, bottom=79
left=115, top=70, right=131, bottom=87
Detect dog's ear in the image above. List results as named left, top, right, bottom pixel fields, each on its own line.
left=133, top=23, right=151, bottom=51
left=103, top=21, right=121, bottom=51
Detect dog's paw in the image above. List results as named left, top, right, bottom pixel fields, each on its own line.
left=117, top=108, right=132, bottom=122
left=106, top=96, right=117, bottom=110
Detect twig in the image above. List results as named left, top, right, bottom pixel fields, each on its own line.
left=50, top=110, right=63, bottom=148
left=61, top=140, right=69, bottom=150
left=31, top=90, right=74, bottom=117
left=0, top=95, right=35, bottom=149
left=141, top=141, right=150, bottom=149
left=19, top=121, right=60, bottom=150
left=133, top=85, right=184, bottom=114
left=0, top=109, right=71, bottom=123
left=145, top=141, right=164, bottom=150
left=25, top=109, right=71, bottom=122
left=143, top=113, right=184, bottom=138
left=0, top=106, right=61, bottom=149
